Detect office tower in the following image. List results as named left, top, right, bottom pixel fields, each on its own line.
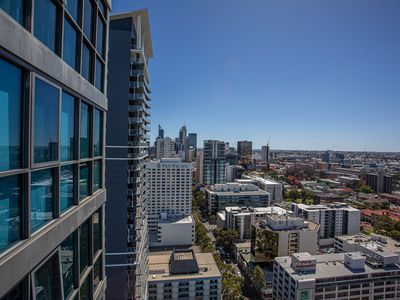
left=237, top=141, right=252, bottom=157
left=155, top=137, right=176, bottom=159
left=157, top=124, right=164, bottom=139
left=261, top=145, right=270, bottom=162
left=106, top=10, right=153, bottom=300
left=148, top=250, right=222, bottom=300
left=178, top=124, right=188, bottom=149
left=273, top=252, right=400, bottom=300
left=251, top=215, right=319, bottom=263
left=225, top=165, right=245, bottom=182
left=291, top=203, right=360, bottom=246
left=206, top=183, right=270, bottom=213
left=187, top=133, right=197, bottom=148
left=366, top=171, right=393, bottom=193
left=146, top=158, right=193, bottom=246
left=203, top=140, right=226, bottom=185
left=196, top=150, right=204, bottom=184
left=240, top=175, right=283, bottom=202
left=0, top=0, right=109, bottom=299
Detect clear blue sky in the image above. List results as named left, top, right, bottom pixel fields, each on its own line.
left=112, top=0, right=400, bottom=152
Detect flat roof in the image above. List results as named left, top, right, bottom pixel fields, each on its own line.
left=159, top=215, right=194, bottom=224
left=336, top=234, right=400, bottom=254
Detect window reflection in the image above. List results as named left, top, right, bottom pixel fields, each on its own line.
left=93, top=109, right=102, bottom=157
left=79, top=163, right=89, bottom=200
left=96, top=16, right=104, bottom=57
left=60, top=165, right=75, bottom=212
left=95, top=58, right=103, bottom=92
left=34, top=78, right=59, bottom=164
left=66, top=0, right=80, bottom=24
left=34, top=253, right=62, bottom=300
left=61, top=232, right=76, bottom=300
left=0, top=175, right=21, bottom=253
left=63, top=18, right=79, bottom=70
left=93, top=258, right=101, bottom=292
left=0, top=0, right=24, bottom=25
left=82, top=43, right=92, bottom=82
left=80, top=273, right=91, bottom=300
left=83, top=0, right=93, bottom=41
left=0, top=58, right=22, bottom=171
left=80, top=221, right=89, bottom=274
left=93, top=210, right=101, bottom=254
left=34, top=0, right=58, bottom=52
left=61, top=92, right=76, bottom=161
left=93, top=160, right=102, bottom=192
left=80, top=102, right=90, bottom=159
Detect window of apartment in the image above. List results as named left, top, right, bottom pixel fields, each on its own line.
left=93, top=108, right=102, bottom=157
left=66, top=0, right=80, bottom=24
left=0, top=58, right=22, bottom=171
left=61, top=231, right=77, bottom=299
left=0, top=175, right=22, bottom=253
left=80, top=272, right=91, bottom=299
left=30, top=168, right=56, bottom=233
left=60, top=164, right=76, bottom=212
left=92, top=210, right=101, bottom=255
left=63, top=18, right=79, bottom=70
left=0, top=0, right=25, bottom=25
left=96, top=15, right=105, bottom=57
left=83, top=0, right=93, bottom=42
left=61, top=92, right=76, bottom=161
left=95, top=57, right=103, bottom=91
left=79, top=163, right=90, bottom=199
left=34, top=0, right=58, bottom=53
left=34, top=253, right=62, bottom=299
left=82, top=43, right=92, bottom=82
left=34, top=78, right=59, bottom=164
left=98, top=0, right=106, bottom=17
left=93, top=257, right=101, bottom=292
left=93, top=160, right=102, bottom=191
left=80, top=220, right=90, bottom=274
left=80, top=102, right=91, bottom=159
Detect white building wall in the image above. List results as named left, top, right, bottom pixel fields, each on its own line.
left=153, top=221, right=195, bottom=247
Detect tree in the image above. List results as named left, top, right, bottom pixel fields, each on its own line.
left=252, top=265, right=265, bottom=290
left=356, top=184, right=374, bottom=194
left=215, top=228, right=239, bottom=253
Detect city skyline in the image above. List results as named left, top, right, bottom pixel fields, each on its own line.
left=112, top=0, right=400, bottom=152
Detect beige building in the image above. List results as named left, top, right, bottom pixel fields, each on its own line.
left=148, top=250, right=221, bottom=300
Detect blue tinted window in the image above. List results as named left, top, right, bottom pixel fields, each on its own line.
left=98, top=1, right=106, bottom=17
left=80, top=103, right=90, bottom=159
left=63, top=19, right=78, bottom=70
left=0, top=58, right=22, bottom=171
left=0, top=0, right=24, bottom=25
left=83, top=0, right=93, bottom=41
left=79, top=221, right=89, bottom=273
left=60, top=165, right=75, bottom=212
left=93, top=160, right=101, bottom=191
left=34, top=0, right=58, bottom=52
left=0, top=175, right=21, bottom=253
left=79, top=163, right=89, bottom=200
left=82, top=43, right=92, bottom=82
left=96, top=16, right=104, bottom=57
left=66, top=0, right=80, bottom=23
left=34, top=78, right=59, bottom=163
left=61, top=232, right=76, bottom=299
left=95, top=58, right=103, bottom=91
left=61, top=92, right=75, bottom=161
left=31, top=168, right=55, bottom=232
left=93, top=109, right=102, bottom=157
left=34, top=253, right=62, bottom=299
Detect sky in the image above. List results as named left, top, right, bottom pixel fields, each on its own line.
left=112, top=0, right=400, bottom=152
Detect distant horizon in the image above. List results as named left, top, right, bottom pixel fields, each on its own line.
left=112, top=0, right=400, bottom=152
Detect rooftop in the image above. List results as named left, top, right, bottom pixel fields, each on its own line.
left=159, top=214, right=194, bottom=224
left=336, top=233, right=400, bottom=254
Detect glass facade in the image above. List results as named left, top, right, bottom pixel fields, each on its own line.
left=0, top=0, right=24, bottom=25
left=30, top=168, right=55, bottom=232
left=63, top=18, right=79, bottom=70
left=61, top=232, right=76, bottom=300
left=60, top=165, right=76, bottom=212
left=93, top=160, right=102, bottom=192
left=80, top=220, right=89, bottom=274
left=34, top=78, right=59, bottom=164
left=66, top=0, right=80, bottom=23
left=97, top=16, right=105, bottom=57
left=34, top=0, right=58, bottom=52
left=79, top=163, right=90, bottom=200
left=93, top=211, right=101, bottom=254
left=80, top=273, right=91, bottom=300
left=83, top=0, right=93, bottom=41
left=80, top=102, right=91, bottom=159
left=95, top=58, right=103, bottom=92
left=61, top=92, right=76, bottom=161
left=0, top=58, right=22, bottom=172
left=82, top=43, right=92, bottom=82
left=93, top=108, right=102, bottom=157
left=93, top=258, right=101, bottom=292
left=34, top=253, right=62, bottom=299
left=0, top=175, right=21, bottom=253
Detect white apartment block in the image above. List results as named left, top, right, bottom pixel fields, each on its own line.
left=240, top=175, right=283, bottom=202
left=146, top=158, right=192, bottom=241
left=291, top=203, right=360, bottom=246
left=273, top=251, right=400, bottom=300
left=152, top=214, right=195, bottom=247
left=155, top=137, right=176, bottom=159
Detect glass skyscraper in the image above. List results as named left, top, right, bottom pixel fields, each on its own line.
left=0, top=0, right=110, bottom=298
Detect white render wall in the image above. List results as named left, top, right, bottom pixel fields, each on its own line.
left=151, top=219, right=195, bottom=247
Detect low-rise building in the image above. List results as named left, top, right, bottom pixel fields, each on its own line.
left=273, top=252, right=400, bottom=300
left=361, top=208, right=400, bottom=224
left=291, top=202, right=360, bottom=246
left=251, top=215, right=319, bottom=264
left=148, top=249, right=222, bottom=300
left=206, top=183, right=270, bottom=213
left=240, top=175, right=283, bottom=202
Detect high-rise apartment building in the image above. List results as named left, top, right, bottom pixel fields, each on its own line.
left=196, top=150, right=204, bottom=183
left=366, top=171, right=393, bottom=194
left=0, top=0, right=110, bottom=299
left=155, top=137, right=176, bottom=159
left=145, top=159, right=192, bottom=241
left=261, top=145, right=270, bottom=162
left=203, top=140, right=226, bottom=185
left=106, top=10, right=153, bottom=300
left=237, top=140, right=252, bottom=164
left=187, top=133, right=197, bottom=148
left=291, top=203, right=360, bottom=246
